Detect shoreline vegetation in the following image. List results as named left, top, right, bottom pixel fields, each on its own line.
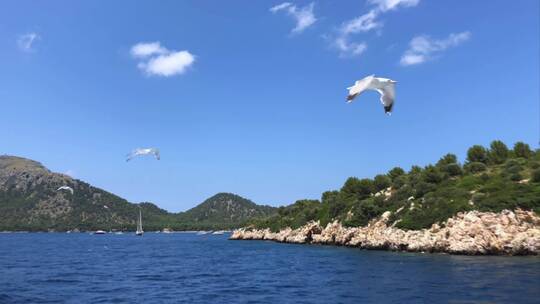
left=232, top=140, right=540, bottom=255
left=231, top=209, right=540, bottom=255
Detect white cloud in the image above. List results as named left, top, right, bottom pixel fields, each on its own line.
left=270, top=2, right=292, bottom=13
left=341, top=10, right=381, bottom=35
left=368, top=0, right=420, bottom=12
left=270, top=2, right=317, bottom=34
left=130, top=42, right=195, bottom=77
left=17, top=32, right=39, bottom=52
left=334, top=37, right=367, bottom=57
left=130, top=42, right=168, bottom=58
left=332, top=0, right=420, bottom=57
left=400, top=31, right=471, bottom=66
left=139, top=51, right=195, bottom=77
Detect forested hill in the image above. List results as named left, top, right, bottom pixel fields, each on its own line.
left=0, top=155, right=275, bottom=231
left=249, top=140, right=540, bottom=232
left=178, top=193, right=277, bottom=230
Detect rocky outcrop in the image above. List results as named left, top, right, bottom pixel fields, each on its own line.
left=230, top=209, right=540, bottom=255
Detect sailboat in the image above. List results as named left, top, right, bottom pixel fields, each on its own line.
left=136, top=207, right=144, bottom=236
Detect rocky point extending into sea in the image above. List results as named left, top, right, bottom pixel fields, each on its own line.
left=230, top=209, right=540, bottom=255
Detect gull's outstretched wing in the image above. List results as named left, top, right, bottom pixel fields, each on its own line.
left=376, top=82, right=395, bottom=115
left=346, top=75, right=374, bottom=103
left=126, top=148, right=159, bottom=161
left=57, top=186, right=74, bottom=194
left=152, top=148, right=160, bottom=160
left=126, top=152, right=135, bottom=162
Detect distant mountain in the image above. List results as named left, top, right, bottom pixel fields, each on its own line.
left=0, top=155, right=275, bottom=231
left=177, top=193, right=277, bottom=229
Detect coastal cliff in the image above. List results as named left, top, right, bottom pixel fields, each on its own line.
left=230, top=209, right=540, bottom=255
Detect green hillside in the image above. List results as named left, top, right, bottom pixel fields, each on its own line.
left=177, top=193, right=277, bottom=230
left=249, top=141, right=540, bottom=232
left=0, top=156, right=275, bottom=231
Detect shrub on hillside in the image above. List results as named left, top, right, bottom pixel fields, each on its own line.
left=464, top=162, right=487, bottom=173
left=488, top=140, right=509, bottom=164
left=391, top=176, right=407, bottom=189
left=531, top=169, right=540, bottom=183
left=443, top=163, right=463, bottom=177
left=422, top=165, right=445, bottom=184
left=388, top=167, right=405, bottom=181
left=513, top=142, right=532, bottom=159
left=373, top=174, right=391, bottom=192
left=467, top=145, right=488, bottom=164
left=436, top=154, right=458, bottom=167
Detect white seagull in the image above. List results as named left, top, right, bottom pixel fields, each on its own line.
left=126, top=148, right=160, bottom=162
left=346, top=75, right=397, bottom=115
left=57, top=186, right=74, bottom=194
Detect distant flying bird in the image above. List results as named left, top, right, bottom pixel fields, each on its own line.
left=57, top=186, right=74, bottom=194
left=126, top=148, right=160, bottom=162
left=346, top=75, right=397, bottom=115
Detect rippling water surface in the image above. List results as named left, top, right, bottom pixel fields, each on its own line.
left=1, top=233, right=539, bottom=303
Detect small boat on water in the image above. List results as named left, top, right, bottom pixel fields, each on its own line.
left=197, top=231, right=211, bottom=235
left=94, top=230, right=106, bottom=235
left=136, top=207, right=144, bottom=236
left=212, top=230, right=225, bottom=235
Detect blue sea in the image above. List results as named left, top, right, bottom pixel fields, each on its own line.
left=0, top=233, right=539, bottom=303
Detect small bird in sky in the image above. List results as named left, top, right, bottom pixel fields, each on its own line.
left=57, top=186, right=74, bottom=194
left=346, top=75, right=397, bottom=115
left=126, top=148, right=160, bottom=162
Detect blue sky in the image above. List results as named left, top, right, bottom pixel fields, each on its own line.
left=1, top=1, right=538, bottom=212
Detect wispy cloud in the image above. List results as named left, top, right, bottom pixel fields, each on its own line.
left=333, top=0, right=420, bottom=57
left=17, top=32, right=40, bottom=52
left=340, top=10, right=381, bottom=36
left=400, top=31, right=471, bottom=66
left=270, top=2, right=317, bottom=34
left=368, top=0, right=420, bottom=12
left=130, top=42, right=195, bottom=77
left=334, top=37, right=368, bottom=57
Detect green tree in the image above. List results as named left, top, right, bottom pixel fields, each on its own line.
left=513, top=142, right=532, bottom=159
left=436, top=153, right=462, bottom=177
left=392, top=175, right=407, bottom=189
left=488, top=140, right=509, bottom=164
left=531, top=169, right=540, bottom=183
left=321, top=191, right=339, bottom=204
left=357, top=178, right=375, bottom=198
left=409, top=165, right=423, bottom=175
left=388, top=167, right=405, bottom=181
left=466, top=145, right=488, bottom=164
left=340, top=178, right=374, bottom=200
left=373, top=174, right=391, bottom=192
left=437, top=153, right=458, bottom=167
left=422, top=165, right=444, bottom=184
left=464, top=162, right=487, bottom=173
left=443, top=163, right=463, bottom=177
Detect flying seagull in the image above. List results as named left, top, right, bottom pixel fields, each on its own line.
left=346, top=75, right=397, bottom=115
left=126, top=148, right=160, bottom=162
left=57, top=186, right=74, bottom=194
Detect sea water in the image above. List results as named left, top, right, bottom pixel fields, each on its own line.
left=0, top=233, right=539, bottom=303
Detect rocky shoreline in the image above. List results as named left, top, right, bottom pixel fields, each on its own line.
left=230, top=209, right=540, bottom=255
